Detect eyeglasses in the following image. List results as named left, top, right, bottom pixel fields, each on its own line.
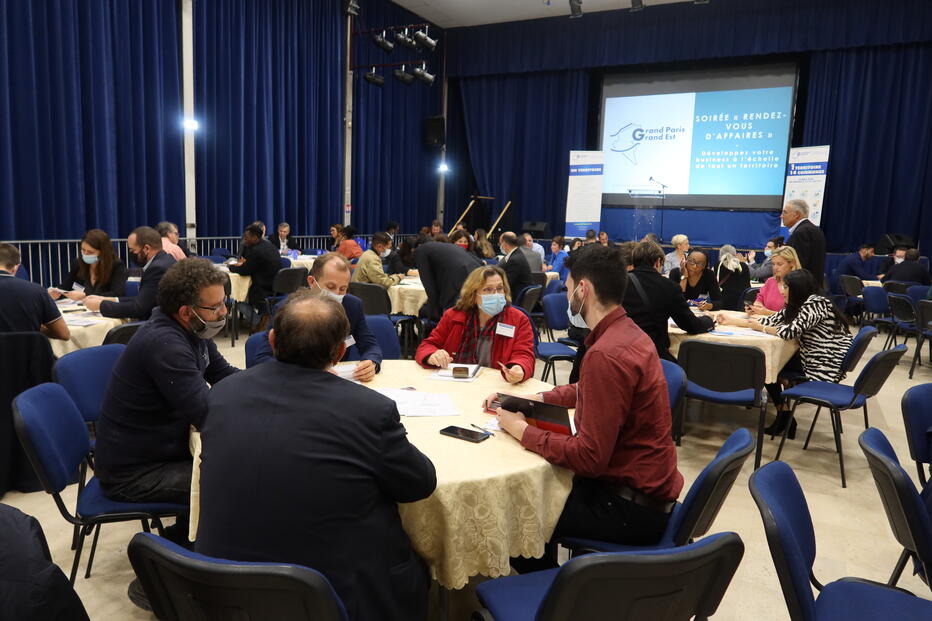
left=480, top=287, right=506, bottom=295
left=686, top=259, right=704, bottom=267
left=194, top=302, right=226, bottom=314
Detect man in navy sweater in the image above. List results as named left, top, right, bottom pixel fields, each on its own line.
left=835, top=243, right=882, bottom=289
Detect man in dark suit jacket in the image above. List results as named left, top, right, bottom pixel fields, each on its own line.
left=269, top=221, right=301, bottom=254
left=498, top=232, right=534, bottom=297
left=230, top=223, right=282, bottom=318
left=413, top=238, right=483, bottom=321
left=783, top=200, right=826, bottom=287
left=882, top=248, right=931, bottom=285
left=196, top=292, right=436, bottom=621
left=85, top=226, right=176, bottom=320
left=625, top=241, right=713, bottom=362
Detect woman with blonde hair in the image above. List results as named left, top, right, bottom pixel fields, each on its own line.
left=473, top=228, right=495, bottom=259
left=748, top=245, right=802, bottom=316
left=717, top=244, right=751, bottom=310
left=415, top=265, right=534, bottom=383
left=663, top=234, right=690, bottom=275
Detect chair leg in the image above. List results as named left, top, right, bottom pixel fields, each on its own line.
left=862, top=403, right=870, bottom=430
left=141, top=519, right=151, bottom=533
left=774, top=402, right=800, bottom=461
left=754, top=404, right=766, bottom=469
left=84, top=524, right=102, bottom=579
left=888, top=549, right=911, bottom=587
left=803, top=406, right=821, bottom=450
left=832, top=409, right=847, bottom=488
left=908, top=335, right=923, bottom=379
left=69, top=525, right=89, bottom=585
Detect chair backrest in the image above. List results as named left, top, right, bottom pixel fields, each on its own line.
left=12, top=384, right=90, bottom=494
left=245, top=332, right=269, bottom=368
left=210, top=247, right=233, bottom=259
left=103, top=321, right=144, bottom=345
left=365, top=315, right=401, bottom=360
left=52, top=344, right=125, bottom=423
left=677, top=341, right=765, bottom=400
left=127, top=532, right=349, bottom=621
left=907, top=285, right=928, bottom=306
left=902, top=383, right=932, bottom=480
left=515, top=284, right=543, bottom=311
left=840, top=326, right=878, bottom=376
left=124, top=279, right=141, bottom=297
left=861, top=286, right=889, bottom=315
left=887, top=293, right=916, bottom=324
left=838, top=274, right=864, bottom=297
left=206, top=255, right=227, bottom=264
left=740, top=286, right=758, bottom=308
left=748, top=462, right=819, bottom=621
left=279, top=257, right=291, bottom=269
left=541, top=293, right=570, bottom=332
left=858, top=428, right=932, bottom=582
left=851, top=345, right=907, bottom=400
left=919, top=299, right=932, bottom=331
left=883, top=280, right=913, bottom=295
left=536, top=532, right=744, bottom=621
left=272, top=267, right=309, bottom=296
left=347, top=282, right=392, bottom=315
left=660, top=359, right=686, bottom=417
left=511, top=304, right=541, bottom=348
left=531, top=272, right=548, bottom=289
left=544, top=278, right=564, bottom=296
left=669, top=429, right=754, bottom=546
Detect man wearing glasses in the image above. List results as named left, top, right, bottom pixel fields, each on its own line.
left=95, top=258, right=239, bottom=557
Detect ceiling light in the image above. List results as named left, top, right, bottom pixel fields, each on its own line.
left=374, top=31, right=394, bottom=53
left=569, top=0, right=583, bottom=18
left=393, top=65, right=415, bottom=86
left=630, top=0, right=644, bottom=12
left=395, top=28, right=417, bottom=50
left=343, top=0, right=359, bottom=16
left=437, top=162, right=449, bottom=173
left=182, top=118, right=199, bottom=131
left=413, top=63, right=435, bottom=85
left=363, top=68, right=384, bottom=87
left=413, top=29, right=437, bottom=51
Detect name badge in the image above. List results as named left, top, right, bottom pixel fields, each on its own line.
left=72, top=283, right=85, bottom=292
left=495, top=323, right=516, bottom=338
left=345, top=335, right=356, bottom=348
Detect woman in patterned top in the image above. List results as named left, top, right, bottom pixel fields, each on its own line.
left=717, top=269, right=852, bottom=438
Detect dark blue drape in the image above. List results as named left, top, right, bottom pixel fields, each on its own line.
left=194, top=0, right=343, bottom=237
left=0, top=0, right=184, bottom=240
left=803, top=44, right=932, bottom=252
left=458, top=71, right=589, bottom=236
left=350, top=0, right=443, bottom=234
left=446, top=0, right=932, bottom=78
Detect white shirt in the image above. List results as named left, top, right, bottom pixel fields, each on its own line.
left=788, top=217, right=809, bottom=237
left=529, top=242, right=546, bottom=265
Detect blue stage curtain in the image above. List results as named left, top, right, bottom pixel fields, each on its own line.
left=350, top=0, right=443, bottom=235
left=803, top=44, right=932, bottom=252
left=458, top=71, right=589, bottom=236
left=446, top=0, right=932, bottom=78
left=194, top=0, right=343, bottom=237
left=0, top=0, right=184, bottom=240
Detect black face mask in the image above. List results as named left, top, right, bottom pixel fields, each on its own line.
left=132, top=249, right=148, bottom=266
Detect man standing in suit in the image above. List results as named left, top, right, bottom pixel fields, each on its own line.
left=229, top=223, right=281, bottom=330
left=498, top=232, right=534, bottom=295
left=413, top=236, right=483, bottom=321
left=783, top=199, right=826, bottom=287
left=85, top=226, right=176, bottom=320
left=197, top=291, right=436, bottom=621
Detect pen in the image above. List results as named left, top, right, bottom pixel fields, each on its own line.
left=471, top=423, right=493, bottom=437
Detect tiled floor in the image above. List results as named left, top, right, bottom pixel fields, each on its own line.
left=4, top=330, right=931, bottom=619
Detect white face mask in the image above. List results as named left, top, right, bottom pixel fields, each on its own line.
left=380, top=247, right=392, bottom=259
left=315, top=281, right=345, bottom=304
left=894, top=257, right=905, bottom=264
left=566, top=283, right=588, bottom=329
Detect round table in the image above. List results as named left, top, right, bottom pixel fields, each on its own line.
left=188, top=360, right=572, bottom=590
left=53, top=307, right=125, bottom=358
left=213, top=264, right=251, bottom=302
left=544, top=271, right=560, bottom=286
left=288, top=255, right=317, bottom=272
left=388, top=277, right=428, bottom=315
left=668, top=310, right=798, bottom=383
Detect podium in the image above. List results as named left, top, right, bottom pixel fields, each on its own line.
left=627, top=187, right=665, bottom=241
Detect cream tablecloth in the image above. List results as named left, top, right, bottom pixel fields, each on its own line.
left=545, top=271, right=559, bottom=285
left=289, top=255, right=317, bottom=272
left=388, top=277, right=428, bottom=315
left=213, top=264, right=251, bottom=302
left=188, top=360, right=572, bottom=590
left=862, top=279, right=882, bottom=288
left=52, top=307, right=125, bottom=357
left=668, top=310, right=798, bottom=383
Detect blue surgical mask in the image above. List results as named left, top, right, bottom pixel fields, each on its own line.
left=763, top=249, right=772, bottom=258
left=479, top=293, right=506, bottom=316
left=81, top=254, right=99, bottom=265
left=315, top=281, right=345, bottom=304
left=566, top=284, right=588, bottom=329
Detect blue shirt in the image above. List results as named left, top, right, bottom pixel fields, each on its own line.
left=836, top=252, right=874, bottom=281
left=548, top=250, right=569, bottom=281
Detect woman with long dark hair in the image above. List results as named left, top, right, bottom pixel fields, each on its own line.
left=48, top=229, right=127, bottom=300
left=717, top=269, right=852, bottom=437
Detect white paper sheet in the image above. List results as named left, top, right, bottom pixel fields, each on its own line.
left=373, top=388, right=459, bottom=417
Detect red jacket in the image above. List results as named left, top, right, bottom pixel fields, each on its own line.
left=415, top=306, right=536, bottom=382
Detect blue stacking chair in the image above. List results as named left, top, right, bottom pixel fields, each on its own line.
left=279, top=256, right=291, bottom=269
left=210, top=247, right=233, bottom=259
left=862, top=286, right=896, bottom=338
left=837, top=325, right=878, bottom=382
left=124, top=279, right=141, bottom=297
left=53, top=344, right=125, bottom=426
left=540, top=293, right=578, bottom=347
left=347, top=282, right=418, bottom=357
left=514, top=284, right=543, bottom=313
left=677, top=341, right=768, bottom=469
left=778, top=345, right=907, bottom=487
left=13, top=384, right=186, bottom=584
left=886, top=293, right=917, bottom=349
left=513, top=306, right=575, bottom=385
left=244, top=331, right=269, bottom=368
left=907, top=285, right=928, bottom=306
left=206, top=254, right=227, bottom=264
left=558, top=429, right=752, bottom=557
left=859, top=428, right=932, bottom=592
left=543, top=278, right=564, bottom=296
left=901, top=383, right=932, bottom=485
left=365, top=314, right=401, bottom=360
left=661, top=359, right=688, bottom=445
left=906, top=300, right=932, bottom=379
left=473, top=532, right=744, bottom=621
left=749, top=461, right=932, bottom=621
left=128, top=533, right=349, bottom=621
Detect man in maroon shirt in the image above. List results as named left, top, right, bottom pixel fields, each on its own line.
left=487, top=244, right=683, bottom=563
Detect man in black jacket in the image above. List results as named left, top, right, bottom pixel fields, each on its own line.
left=413, top=237, right=483, bottom=321
left=85, top=226, right=176, bottom=319
left=624, top=241, right=713, bottom=362
left=498, top=232, right=534, bottom=297
left=230, top=223, right=281, bottom=328
left=882, top=248, right=931, bottom=285
left=783, top=199, right=827, bottom=286
left=197, top=291, right=436, bottom=621
left=269, top=221, right=301, bottom=254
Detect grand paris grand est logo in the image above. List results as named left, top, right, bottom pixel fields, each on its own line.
left=609, top=121, right=686, bottom=164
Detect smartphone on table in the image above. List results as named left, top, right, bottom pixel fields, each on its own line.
left=439, top=425, right=490, bottom=443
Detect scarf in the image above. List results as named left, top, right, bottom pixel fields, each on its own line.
left=455, top=310, right=499, bottom=364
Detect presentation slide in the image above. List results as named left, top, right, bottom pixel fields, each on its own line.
left=600, top=64, right=797, bottom=210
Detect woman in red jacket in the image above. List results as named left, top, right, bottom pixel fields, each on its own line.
left=415, top=265, right=535, bottom=383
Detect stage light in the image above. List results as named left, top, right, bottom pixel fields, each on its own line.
left=343, top=0, right=359, bottom=16
left=569, top=0, right=583, bottom=18
left=413, top=28, right=437, bottom=51
left=393, top=65, right=415, bottom=85
left=630, top=0, right=644, bottom=12
left=363, top=68, right=384, bottom=87
left=374, top=31, right=394, bottom=53
left=413, top=63, right=435, bottom=85
left=182, top=118, right=199, bottom=131
left=395, top=28, right=418, bottom=50
left=437, top=162, right=449, bottom=173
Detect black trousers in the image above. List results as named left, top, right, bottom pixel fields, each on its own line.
left=100, top=460, right=192, bottom=545
left=511, top=476, right=671, bottom=573
left=765, top=352, right=805, bottom=407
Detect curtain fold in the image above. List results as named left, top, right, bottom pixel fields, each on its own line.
left=0, top=0, right=183, bottom=240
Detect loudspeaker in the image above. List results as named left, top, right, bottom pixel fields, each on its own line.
left=522, top=221, right=550, bottom=238
left=875, top=233, right=915, bottom=255
left=423, top=116, right=445, bottom=147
